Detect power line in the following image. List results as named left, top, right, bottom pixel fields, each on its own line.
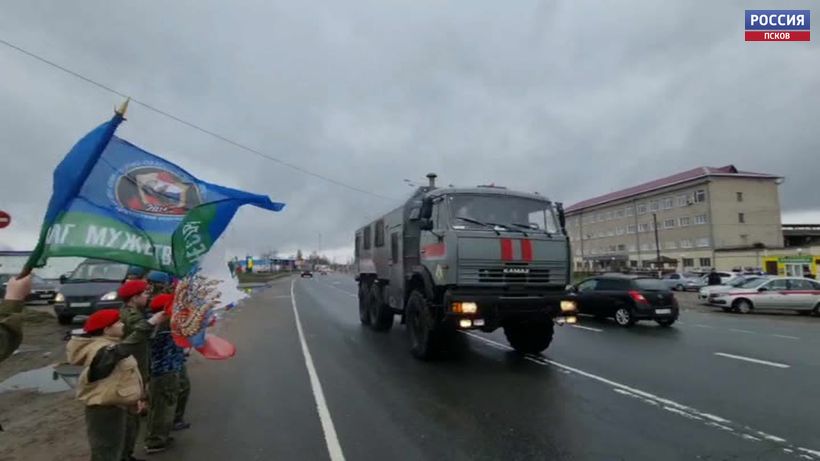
left=0, top=37, right=397, bottom=202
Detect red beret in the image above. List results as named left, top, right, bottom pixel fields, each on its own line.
left=150, top=293, right=174, bottom=314
left=118, top=280, right=149, bottom=300
left=84, top=309, right=120, bottom=333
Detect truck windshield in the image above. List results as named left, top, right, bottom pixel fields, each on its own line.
left=67, top=260, right=129, bottom=282
left=447, top=194, right=560, bottom=234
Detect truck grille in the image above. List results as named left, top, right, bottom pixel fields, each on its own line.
left=458, top=261, right=566, bottom=286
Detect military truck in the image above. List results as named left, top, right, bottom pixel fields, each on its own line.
left=354, top=174, right=577, bottom=359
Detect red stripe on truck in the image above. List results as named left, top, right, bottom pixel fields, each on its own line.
left=520, top=239, right=533, bottom=261
left=500, top=239, right=514, bottom=261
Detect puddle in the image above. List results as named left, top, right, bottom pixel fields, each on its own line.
left=0, top=365, right=72, bottom=394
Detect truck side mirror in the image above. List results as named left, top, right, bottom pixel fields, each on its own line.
left=556, top=202, right=566, bottom=231
left=419, top=219, right=434, bottom=231
left=59, top=274, right=67, bottom=284
left=565, top=284, right=576, bottom=293
left=409, top=208, right=421, bottom=221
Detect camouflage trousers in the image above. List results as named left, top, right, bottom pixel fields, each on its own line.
left=145, top=372, right=179, bottom=449
left=175, top=364, right=190, bottom=423
left=85, top=405, right=126, bottom=461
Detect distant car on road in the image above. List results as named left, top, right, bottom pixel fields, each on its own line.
left=53, top=259, right=130, bottom=325
left=698, top=275, right=770, bottom=303
left=567, top=274, right=679, bottom=327
left=300, top=270, right=314, bottom=278
left=27, top=274, right=59, bottom=304
left=709, top=276, right=820, bottom=315
left=661, top=272, right=707, bottom=291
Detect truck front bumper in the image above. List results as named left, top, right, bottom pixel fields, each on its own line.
left=442, top=289, right=577, bottom=331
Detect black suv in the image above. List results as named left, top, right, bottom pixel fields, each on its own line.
left=567, top=274, right=679, bottom=327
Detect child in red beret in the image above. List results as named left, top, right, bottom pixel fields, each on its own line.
left=66, top=307, right=167, bottom=460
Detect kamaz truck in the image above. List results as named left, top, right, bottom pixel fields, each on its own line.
left=354, top=173, right=578, bottom=359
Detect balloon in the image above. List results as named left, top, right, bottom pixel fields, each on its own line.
left=196, top=334, right=236, bottom=360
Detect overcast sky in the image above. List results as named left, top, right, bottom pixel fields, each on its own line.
left=0, top=0, right=818, bottom=261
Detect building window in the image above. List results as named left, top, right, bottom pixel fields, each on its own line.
left=736, top=192, right=743, bottom=202
left=617, top=244, right=626, bottom=252
left=615, top=209, right=624, bottom=219
left=696, top=237, right=710, bottom=248
left=740, top=234, right=748, bottom=245
left=662, top=198, right=673, bottom=210
left=627, top=224, right=636, bottom=234
left=738, top=213, right=745, bottom=223
left=625, top=206, right=634, bottom=217
left=374, top=219, right=385, bottom=247
left=680, top=239, right=693, bottom=248
left=596, top=213, right=604, bottom=222
left=679, top=216, right=691, bottom=227
left=694, top=189, right=706, bottom=203
left=637, top=204, right=647, bottom=215
left=606, top=211, right=614, bottom=221
left=628, top=244, right=637, bottom=252
left=677, top=195, right=688, bottom=207
left=682, top=258, right=694, bottom=267
left=694, top=214, right=708, bottom=225
left=607, top=229, right=615, bottom=237
left=663, top=219, right=676, bottom=229
left=666, top=241, right=678, bottom=249
left=649, top=200, right=659, bottom=212
left=616, top=227, right=625, bottom=235
left=700, top=258, right=712, bottom=267
left=638, top=223, right=650, bottom=232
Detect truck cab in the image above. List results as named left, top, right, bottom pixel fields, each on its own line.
left=355, top=174, right=577, bottom=359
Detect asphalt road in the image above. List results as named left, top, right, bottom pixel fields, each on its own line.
left=157, top=275, right=820, bottom=461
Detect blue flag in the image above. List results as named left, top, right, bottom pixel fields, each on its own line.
left=26, top=113, right=285, bottom=275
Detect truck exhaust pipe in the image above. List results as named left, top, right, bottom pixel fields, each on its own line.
left=427, top=173, right=437, bottom=188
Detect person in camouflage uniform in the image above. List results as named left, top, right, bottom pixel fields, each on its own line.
left=118, top=279, right=153, bottom=461
left=0, top=275, right=31, bottom=363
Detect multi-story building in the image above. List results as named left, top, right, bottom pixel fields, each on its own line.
left=564, top=165, right=783, bottom=272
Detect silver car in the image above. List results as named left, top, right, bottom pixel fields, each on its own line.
left=710, top=277, right=820, bottom=314
left=698, top=275, right=770, bottom=303
left=662, top=272, right=707, bottom=291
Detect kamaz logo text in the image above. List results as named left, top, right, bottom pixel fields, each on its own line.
left=503, top=267, right=530, bottom=274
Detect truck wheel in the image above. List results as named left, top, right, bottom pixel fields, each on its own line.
left=504, top=322, right=554, bottom=354
left=368, top=284, right=393, bottom=332
left=358, top=283, right=371, bottom=326
left=57, top=314, right=74, bottom=325
left=405, top=290, right=439, bottom=360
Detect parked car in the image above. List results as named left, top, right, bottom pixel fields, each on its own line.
left=698, top=275, right=769, bottom=303
left=53, top=259, right=130, bottom=325
left=567, top=274, right=679, bottom=327
left=661, top=272, right=707, bottom=291
left=27, top=275, right=59, bottom=303
left=709, top=276, right=820, bottom=314
left=300, top=270, right=314, bottom=278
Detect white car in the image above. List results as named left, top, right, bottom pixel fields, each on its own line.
left=698, top=275, right=769, bottom=303
left=710, top=277, right=820, bottom=314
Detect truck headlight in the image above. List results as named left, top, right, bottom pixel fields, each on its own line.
left=560, top=300, right=577, bottom=313
left=452, top=302, right=478, bottom=314
left=100, top=291, right=118, bottom=301
left=54, top=293, right=65, bottom=303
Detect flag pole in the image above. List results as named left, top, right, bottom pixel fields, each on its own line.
left=17, top=98, right=131, bottom=280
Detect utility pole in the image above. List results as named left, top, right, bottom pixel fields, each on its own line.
left=652, top=213, right=661, bottom=276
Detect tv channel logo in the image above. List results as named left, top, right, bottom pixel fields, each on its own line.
left=745, top=10, right=810, bottom=41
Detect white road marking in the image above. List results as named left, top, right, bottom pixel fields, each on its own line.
left=463, top=332, right=818, bottom=458
left=569, top=325, right=603, bottom=332
left=729, top=328, right=756, bottom=334
left=714, top=352, right=790, bottom=369
left=290, top=280, right=346, bottom=461
left=772, top=334, right=800, bottom=340
left=692, top=324, right=715, bottom=329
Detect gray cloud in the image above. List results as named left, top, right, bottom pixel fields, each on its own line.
left=1, top=0, right=818, bottom=261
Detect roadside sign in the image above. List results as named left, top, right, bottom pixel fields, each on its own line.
left=0, top=211, right=10, bottom=229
